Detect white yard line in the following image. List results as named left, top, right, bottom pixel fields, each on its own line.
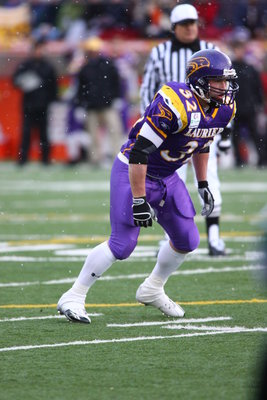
left=1, top=181, right=267, bottom=192
left=163, top=324, right=267, bottom=332
left=0, top=244, right=74, bottom=253
left=0, top=181, right=110, bottom=192
left=1, top=213, right=265, bottom=224
left=0, top=328, right=266, bottom=353
left=0, top=255, right=259, bottom=263
left=0, top=265, right=264, bottom=288
left=0, top=250, right=264, bottom=262
left=0, top=314, right=103, bottom=322
left=107, top=317, right=232, bottom=328
left=0, top=256, right=85, bottom=262
left=0, top=278, right=74, bottom=288
left=0, top=234, right=263, bottom=242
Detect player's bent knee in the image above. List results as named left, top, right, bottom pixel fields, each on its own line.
left=179, top=237, right=199, bottom=253
left=171, top=228, right=200, bottom=253
left=187, top=233, right=200, bottom=252
left=108, top=238, right=137, bottom=260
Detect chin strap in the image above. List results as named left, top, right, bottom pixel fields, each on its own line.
left=190, top=84, right=210, bottom=104
left=190, top=84, right=222, bottom=108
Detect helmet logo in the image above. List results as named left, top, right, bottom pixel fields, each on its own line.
left=187, top=56, right=210, bottom=78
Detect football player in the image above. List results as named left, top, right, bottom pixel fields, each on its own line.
left=140, top=3, right=232, bottom=256
left=57, top=49, right=238, bottom=324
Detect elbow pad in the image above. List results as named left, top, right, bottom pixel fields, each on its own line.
left=129, top=136, right=157, bottom=165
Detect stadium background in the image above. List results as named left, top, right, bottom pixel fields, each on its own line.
left=0, top=3, right=267, bottom=399
left=0, top=0, right=266, bottom=163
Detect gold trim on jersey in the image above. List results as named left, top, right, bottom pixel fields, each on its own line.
left=194, top=95, right=208, bottom=119
left=147, top=116, right=167, bottom=139
left=195, top=95, right=236, bottom=122
left=122, top=142, right=135, bottom=155
left=229, top=100, right=237, bottom=122
left=211, top=108, right=219, bottom=118
left=160, top=85, right=188, bottom=130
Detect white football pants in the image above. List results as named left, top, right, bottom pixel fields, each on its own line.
left=178, top=136, right=221, bottom=218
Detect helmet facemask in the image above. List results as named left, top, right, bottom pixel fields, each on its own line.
left=189, top=69, right=239, bottom=108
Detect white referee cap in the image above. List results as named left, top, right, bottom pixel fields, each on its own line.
left=170, top=4, right=198, bottom=25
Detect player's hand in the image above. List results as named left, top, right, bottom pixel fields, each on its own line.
left=198, top=181, right=214, bottom=217
left=132, top=196, right=156, bottom=227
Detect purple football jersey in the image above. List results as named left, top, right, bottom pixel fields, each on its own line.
left=120, top=82, right=236, bottom=178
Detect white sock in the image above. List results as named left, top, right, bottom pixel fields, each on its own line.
left=146, top=241, right=186, bottom=286
left=164, top=231, right=170, bottom=240
left=208, top=224, right=219, bottom=244
left=71, top=241, right=116, bottom=295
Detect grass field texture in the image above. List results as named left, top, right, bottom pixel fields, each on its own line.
left=0, top=162, right=267, bottom=400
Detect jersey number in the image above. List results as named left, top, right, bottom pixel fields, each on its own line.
left=179, top=88, right=197, bottom=113
left=161, top=140, right=198, bottom=163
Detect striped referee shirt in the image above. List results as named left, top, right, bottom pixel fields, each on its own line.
left=140, top=38, right=217, bottom=114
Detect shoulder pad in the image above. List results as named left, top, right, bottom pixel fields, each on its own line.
left=158, top=84, right=188, bottom=131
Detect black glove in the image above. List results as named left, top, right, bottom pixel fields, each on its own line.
left=198, top=181, right=214, bottom=217
left=132, top=196, right=156, bottom=227
left=217, top=127, right=231, bottom=153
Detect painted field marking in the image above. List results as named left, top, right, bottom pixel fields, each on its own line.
left=0, top=181, right=110, bottom=192
left=53, top=247, right=262, bottom=259
left=1, top=328, right=267, bottom=353
left=0, top=298, right=266, bottom=310
left=0, top=247, right=264, bottom=267
left=163, top=324, right=267, bottom=332
left=0, top=253, right=264, bottom=264
left=1, top=213, right=265, bottom=224
left=0, top=233, right=264, bottom=243
left=107, top=316, right=232, bottom=328
left=0, top=314, right=103, bottom=323
left=1, top=213, right=109, bottom=223
left=3, top=231, right=263, bottom=246
left=0, top=264, right=264, bottom=288
left=1, top=180, right=267, bottom=192
left=0, top=244, right=74, bottom=253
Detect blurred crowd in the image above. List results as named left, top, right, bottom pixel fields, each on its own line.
left=0, top=0, right=267, bottom=41
left=0, top=0, right=267, bottom=39
left=0, top=0, right=267, bottom=167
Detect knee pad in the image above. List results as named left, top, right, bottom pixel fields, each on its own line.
left=108, top=237, right=137, bottom=260
left=171, top=224, right=200, bottom=253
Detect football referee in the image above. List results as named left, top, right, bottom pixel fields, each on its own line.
left=140, top=3, right=229, bottom=256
